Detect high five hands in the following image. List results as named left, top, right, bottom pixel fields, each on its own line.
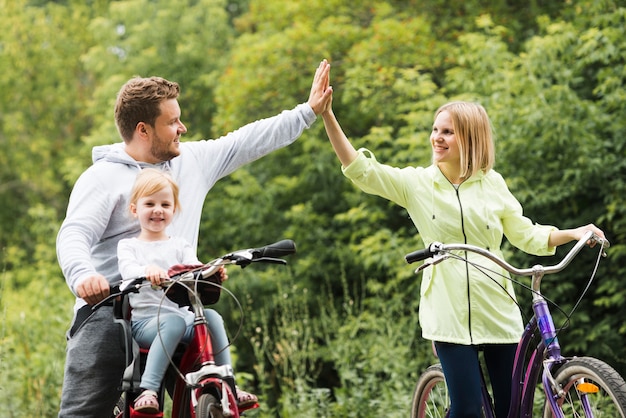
left=308, top=59, right=333, bottom=115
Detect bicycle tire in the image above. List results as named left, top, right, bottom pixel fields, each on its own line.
left=411, top=364, right=450, bottom=418
left=542, top=356, right=626, bottom=418
left=196, top=393, right=225, bottom=418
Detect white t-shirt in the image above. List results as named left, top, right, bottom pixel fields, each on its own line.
left=117, top=236, right=200, bottom=324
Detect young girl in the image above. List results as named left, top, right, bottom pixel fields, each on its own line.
left=117, top=168, right=257, bottom=413
left=321, top=90, right=605, bottom=417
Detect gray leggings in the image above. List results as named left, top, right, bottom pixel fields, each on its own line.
left=132, top=309, right=231, bottom=392
left=59, top=306, right=126, bottom=418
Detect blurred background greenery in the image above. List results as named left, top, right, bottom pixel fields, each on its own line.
left=1, top=0, right=625, bottom=416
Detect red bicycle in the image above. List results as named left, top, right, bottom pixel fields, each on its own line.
left=94, top=239, right=296, bottom=418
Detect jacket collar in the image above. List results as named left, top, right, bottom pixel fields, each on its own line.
left=431, top=164, right=486, bottom=186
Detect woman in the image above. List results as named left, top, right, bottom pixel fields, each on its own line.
left=321, top=88, right=605, bottom=417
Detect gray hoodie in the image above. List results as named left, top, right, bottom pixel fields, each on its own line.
left=57, top=103, right=316, bottom=312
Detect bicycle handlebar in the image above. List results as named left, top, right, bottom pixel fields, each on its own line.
left=222, top=239, right=297, bottom=267
left=405, top=231, right=609, bottom=278
left=97, top=239, right=297, bottom=309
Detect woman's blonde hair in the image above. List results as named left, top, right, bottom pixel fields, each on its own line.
left=129, top=168, right=181, bottom=212
left=434, top=101, right=495, bottom=178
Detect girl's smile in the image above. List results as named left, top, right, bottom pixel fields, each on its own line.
left=131, top=186, right=176, bottom=241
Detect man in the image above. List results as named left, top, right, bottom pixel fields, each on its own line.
left=57, top=59, right=332, bottom=417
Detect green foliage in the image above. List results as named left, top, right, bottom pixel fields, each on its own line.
left=79, top=0, right=234, bottom=150
left=219, top=259, right=424, bottom=417
left=2, top=0, right=626, bottom=416
left=0, top=0, right=96, bottom=256
left=0, top=205, right=70, bottom=416
left=0, top=273, right=71, bottom=416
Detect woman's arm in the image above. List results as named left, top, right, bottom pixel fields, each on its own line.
left=548, top=223, right=606, bottom=247
left=321, top=108, right=358, bottom=167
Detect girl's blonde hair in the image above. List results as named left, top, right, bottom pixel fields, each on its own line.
left=434, top=101, right=495, bottom=178
left=129, top=168, right=181, bottom=212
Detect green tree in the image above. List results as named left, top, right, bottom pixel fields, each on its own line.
left=0, top=0, right=97, bottom=267
left=442, top=4, right=626, bottom=371
left=0, top=1, right=99, bottom=415
left=1, top=0, right=625, bottom=416
left=210, top=0, right=626, bottom=415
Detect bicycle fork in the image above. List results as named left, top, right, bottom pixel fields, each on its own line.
left=187, top=364, right=237, bottom=415
left=176, top=309, right=239, bottom=417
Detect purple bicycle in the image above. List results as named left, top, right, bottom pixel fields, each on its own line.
left=408, top=231, right=626, bottom=417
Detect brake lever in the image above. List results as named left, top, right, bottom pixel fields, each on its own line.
left=223, top=250, right=254, bottom=264
left=253, top=257, right=287, bottom=265
left=414, top=253, right=448, bottom=274
left=91, top=283, right=139, bottom=312
left=119, top=277, right=144, bottom=292
left=592, top=234, right=610, bottom=258
left=222, top=254, right=288, bottom=268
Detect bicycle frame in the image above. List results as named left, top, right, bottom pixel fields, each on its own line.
left=509, top=308, right=560, bottom=417
left=168, top=291, right=239, bottom=418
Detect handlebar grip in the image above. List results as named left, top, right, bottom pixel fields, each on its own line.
left=253, top=239, right=297, bottom=259
left=405, top=246, right=436, bottom=264
left=94, top=278, right=143, bottom=312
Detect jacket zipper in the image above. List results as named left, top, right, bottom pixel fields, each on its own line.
left=453, top=184, right=473, bottom=344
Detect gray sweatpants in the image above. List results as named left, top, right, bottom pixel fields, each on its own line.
left=58, top=306, right=126, bottom=418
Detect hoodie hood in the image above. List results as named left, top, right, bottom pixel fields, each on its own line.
left=92, top=142, right=171, bottom=170
left=92, top=142, right=131, bottom=164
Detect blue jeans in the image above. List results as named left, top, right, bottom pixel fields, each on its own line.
left=435, top=342, right=517, bottom=418
left=132, top=309, right=231, bottom=392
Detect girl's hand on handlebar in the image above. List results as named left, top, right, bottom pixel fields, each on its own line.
left=145, top=265, right=168, bottom=286
left=216, top=266, right=228, bottom=283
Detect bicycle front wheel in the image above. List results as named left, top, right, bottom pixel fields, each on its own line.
left=543, top=356, right=626, bottom=417
left=411, top=364, right=450, bottom=418
left=196, top=393, right=225, bottom=418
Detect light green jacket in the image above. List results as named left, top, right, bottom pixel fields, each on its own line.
left=343, top=149, right=556, bottom=345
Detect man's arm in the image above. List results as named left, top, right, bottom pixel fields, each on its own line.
left=56, top=171, right=114, bottom=305
left=176, top=60, right=334, bottom=187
